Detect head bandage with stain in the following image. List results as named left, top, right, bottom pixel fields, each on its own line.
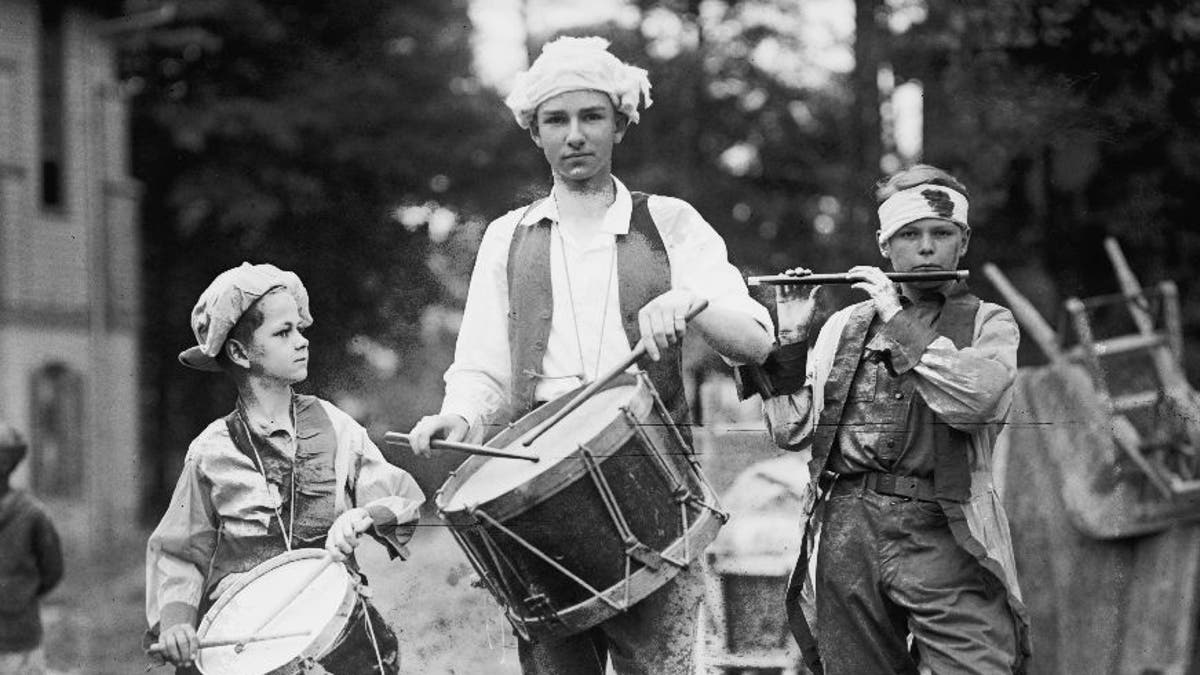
left=504, top=36, right=652, bottom=130
left=877, top=184, right=970, bottom=246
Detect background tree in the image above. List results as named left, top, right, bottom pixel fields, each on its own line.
left=124, top=0, right=530, bottom=511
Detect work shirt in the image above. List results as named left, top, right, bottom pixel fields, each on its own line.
left=441, top=176, right=772, bottom=438
left=826, top=285, right=1014, bottom=476
left=145, top=395, right=425, bottom=630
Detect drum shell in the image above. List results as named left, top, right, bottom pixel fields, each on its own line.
left=436, top=375, right=724, bottom=640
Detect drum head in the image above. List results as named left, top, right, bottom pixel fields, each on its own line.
left=439, top=384, right=637, bottom=511
left=197, top=549, right=355, bottom=675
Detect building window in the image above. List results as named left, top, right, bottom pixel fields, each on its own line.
left=39, top=0, right=66, bottom=210
left=29, top=363, right=84, bottom=497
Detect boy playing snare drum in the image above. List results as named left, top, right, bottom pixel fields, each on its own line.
left=407, top=36, right=774, bottom=675
left=145, top=263, right=425, bottom=673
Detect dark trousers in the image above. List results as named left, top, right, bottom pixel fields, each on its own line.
left=815, top=486, right=1017, bottom=675
left=517, top=562, right=704, bottom=675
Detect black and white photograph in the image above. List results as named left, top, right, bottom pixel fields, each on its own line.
left=1, top=0, right=1198, bottom=673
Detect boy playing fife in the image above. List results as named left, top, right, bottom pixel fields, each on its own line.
left=145, top=263, right=425, bottom=673
left=741, top=165, right=1029, bottom=674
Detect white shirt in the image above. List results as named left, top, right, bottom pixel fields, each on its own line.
left=441, top=177, right=772, bottom=438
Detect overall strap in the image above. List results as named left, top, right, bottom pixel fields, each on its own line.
left=808, top=303, right=875, bottom=477
left=928, top=292, right=982, bottom=501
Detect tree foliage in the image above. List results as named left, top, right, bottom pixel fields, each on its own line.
left=124, top=0, right=1200, bottom=510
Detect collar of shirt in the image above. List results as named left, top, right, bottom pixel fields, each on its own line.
left=241, top=398, right=297, bottom=445
left=897, top=278, right=970, bottom=307
left=517, top=175, right=633, bottom=236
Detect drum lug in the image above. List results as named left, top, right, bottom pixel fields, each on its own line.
left=625, top=541, right=665, bottom=571
left=524, top=592, right=561, bottom=627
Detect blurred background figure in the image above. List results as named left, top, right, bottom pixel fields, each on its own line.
left=0, top=423, right=64, bottom=675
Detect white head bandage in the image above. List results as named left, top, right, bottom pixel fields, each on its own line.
left=504, top=36, right=652, bottom=130
left=877, top=184, right=970, bottom=245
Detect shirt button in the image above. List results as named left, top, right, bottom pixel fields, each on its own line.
left=894, top=392, right=904, bottom=400
left=887, top=439, right=896, bottom=448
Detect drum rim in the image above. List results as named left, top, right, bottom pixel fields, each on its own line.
left=435, top=373, right=655, bottom=520
left=195, top=548, right=357, bottom=675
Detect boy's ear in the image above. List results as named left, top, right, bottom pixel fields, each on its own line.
left=529, top=123, right=543, bottom=148
left=877, top=230, right=890, bottom=259
left=613, top=113, right=629, bottom=144
left=225, top=339, right=252, bottom=370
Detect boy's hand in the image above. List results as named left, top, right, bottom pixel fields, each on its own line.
left=408, top=414, right=469, bottom=457
left=638, top=289, right=704, bottom=362
left=849, top=265, right=903, bottom=321
left=325, top=507, right=374, bottom=562
left=157, top=623, right=199, bottom=667
left=775, top=268, right=821, bottom=345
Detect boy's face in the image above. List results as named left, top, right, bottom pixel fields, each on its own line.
left=238, top=291, right=309, bottom=385
left=879, top=217, right=970, bottom=289
left=530, top=89, right=626, bottom=188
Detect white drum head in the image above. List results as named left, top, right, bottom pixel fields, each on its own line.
left=197, top=551, right=354, bottom=674
left=441, top=384, right=636, bottom=511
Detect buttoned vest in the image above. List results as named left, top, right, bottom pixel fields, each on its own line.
left=506, top=192, right=689, bottom=429
left=214, top=395, right=338, bottom=591
left=812, top=292, right=981, bottom=502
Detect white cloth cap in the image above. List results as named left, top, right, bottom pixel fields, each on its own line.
left=877, top=184, right=970, bottom=245
left=179, top=262, right=312, bottom=372
left=504, top=36, right=652, bottom=129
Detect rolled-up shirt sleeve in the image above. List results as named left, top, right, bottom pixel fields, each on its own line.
left=440, top=211, right=520, bottom=441
left=649, top=196, right=773, bottom=361
left=145, top=452, right=218, bottom=630
left=873, top=302, right=1019, bottom=429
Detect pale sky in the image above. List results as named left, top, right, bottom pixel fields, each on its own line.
left=465, top=0, right=920, bottom=163
left=467, top=0, right=856, bottom=93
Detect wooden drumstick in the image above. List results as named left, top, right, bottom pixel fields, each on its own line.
left=384, top=432, right=539, bottom=462
left=245, top=553, right=335, bottom=640
left=521, top=299, right=710, bottom=447
left=148, top=629, right=311, bottom=654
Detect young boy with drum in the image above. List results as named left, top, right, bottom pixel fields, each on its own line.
left=739, top=164, right=1030, bottom=674
left=145, top=263, right=425, bottom=673
left=407, top=36, right=774, bottom=675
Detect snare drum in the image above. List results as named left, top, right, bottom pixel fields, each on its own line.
left=436, top=373, right=727, bottom=640
left=194, top=549, right=398, bottom=675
